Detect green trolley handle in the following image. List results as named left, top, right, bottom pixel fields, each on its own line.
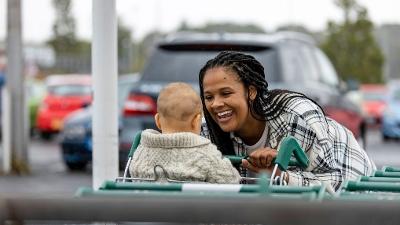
left=122, top=131, right=142, bottom=181
left=225, top=135, right=309, bottom=171
left=225, top=136, right=309, bottom=187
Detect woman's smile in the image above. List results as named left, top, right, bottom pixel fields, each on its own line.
left=216, top=110, right=233, bottom=123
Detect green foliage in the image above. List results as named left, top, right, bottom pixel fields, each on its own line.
left=47, top=0, right=134, bottom=73
left=177, top=21, right=266, bottom=34
left=321, top=0, right=384, bottom=83
left=276, top=24, right=312, bottom=34
left=132, top=31, right=165, bottom=72
left=47, top=0, right=89, bottom=56
left=118, top=19, right=132, bottom=59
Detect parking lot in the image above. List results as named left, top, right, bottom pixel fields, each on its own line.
left=0, top=127, right=398, bottom=196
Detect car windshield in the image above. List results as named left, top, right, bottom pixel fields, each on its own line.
left=48, top=85, right=91, bottom=96
left=141, top=47, right=279, bottom=82
left=363, top=91, right=386, bottom=101
left=392, top=88, right=400, bottom=101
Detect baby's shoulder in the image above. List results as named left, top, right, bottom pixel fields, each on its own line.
left=195, top=143, right=224, bottom=159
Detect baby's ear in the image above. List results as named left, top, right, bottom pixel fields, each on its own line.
left=192, top=113, right=202, bottom=132
left=154, top=113, right=162, bottom=130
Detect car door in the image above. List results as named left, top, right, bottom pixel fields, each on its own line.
left=312, top=47, right=364, bottom=139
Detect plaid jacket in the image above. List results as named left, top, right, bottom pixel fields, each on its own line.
left=201, top=94, right=375, bottom=191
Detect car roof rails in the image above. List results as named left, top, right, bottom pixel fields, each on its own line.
left=162, top=31, right=316, bottom=46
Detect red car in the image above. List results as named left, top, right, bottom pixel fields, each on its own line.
left=361, top=84, right=387, bottom=125
left=36, top=74, right=92, bottom=139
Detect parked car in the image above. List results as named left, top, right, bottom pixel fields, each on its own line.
left=36, top=74, right=92, bottom=139
left=360, top=84, right=388, bottom=125
left=59, top=74, right=140, bottom=170
left=119, top=31, right=368, bottom=153
left=381, top=81, right=400, bottom=141
left=26, top=79, right=46, bottom=134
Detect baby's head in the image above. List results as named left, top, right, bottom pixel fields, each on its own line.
left=155, top=82, right=202, bottom=134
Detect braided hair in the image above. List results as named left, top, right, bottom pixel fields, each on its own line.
left=199, top=51, right=317, bottom=155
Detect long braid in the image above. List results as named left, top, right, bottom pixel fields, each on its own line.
left=199, top=51, right=322, bottom=154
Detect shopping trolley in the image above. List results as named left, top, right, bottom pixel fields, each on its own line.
left=77, top=132, right=327, bottom=201
left=333, top=165, right=400, bottom=201
left=117, top=132, right=309, bottom=185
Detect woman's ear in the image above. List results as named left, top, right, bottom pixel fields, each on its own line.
left=154, top=113, right=162, bottom=131
left=249, top=85, right=257, bottom=101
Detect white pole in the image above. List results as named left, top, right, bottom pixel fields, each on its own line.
left=2, top=88, right=11, bottom=173
left=92, top=0, right=118, bottom=189
left=3, top=0, right=28, bottom=174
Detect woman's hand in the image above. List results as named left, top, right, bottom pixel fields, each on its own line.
left=241, top=147, right=289, bottom=183
left=241, top=147, right=279, bottom=173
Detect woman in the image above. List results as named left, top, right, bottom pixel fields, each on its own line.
left=199, top=51, right=375, bottom=191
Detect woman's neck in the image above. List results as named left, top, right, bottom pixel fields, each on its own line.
left=235, top=119, right=266, bottom=146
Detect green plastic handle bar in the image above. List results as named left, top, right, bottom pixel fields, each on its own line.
left=374, top=170, right=400, bottom=178
left=345, top=180, right=400, bottom=192
left=128, top=131, right=142, bottom=157
left=225, top=135, right=309, bottom=170
left=225, top=155, right=299, bottom=167
left=383, top=166, right=400, bottom=172
left=275, top=136, right=309, bottom=171
left=225, top=155, right=245, bottom=166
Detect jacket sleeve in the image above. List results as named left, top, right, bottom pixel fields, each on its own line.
left=283, top=100, right=343, bottom=191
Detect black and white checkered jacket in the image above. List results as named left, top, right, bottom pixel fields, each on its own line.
left=201, top=94, right=375, bottom=191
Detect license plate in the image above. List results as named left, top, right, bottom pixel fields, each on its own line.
left=51, top=119, right=63, bottom=130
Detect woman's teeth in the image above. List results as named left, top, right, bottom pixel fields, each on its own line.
left=217, top=110, right=232, bottom=118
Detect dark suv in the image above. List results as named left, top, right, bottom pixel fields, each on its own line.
left=119, top=31, right=366, bottom=153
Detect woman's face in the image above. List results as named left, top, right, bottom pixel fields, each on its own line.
left=202, top=67, right=256, bottom=134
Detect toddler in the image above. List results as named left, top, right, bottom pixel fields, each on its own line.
left=129, top=82, right=241, bottom=183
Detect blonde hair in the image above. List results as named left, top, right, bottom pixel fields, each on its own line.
left=157, top=82, right=202, bottom=122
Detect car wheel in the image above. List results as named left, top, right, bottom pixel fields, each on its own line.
left=66, top=161, right=88, bottom=171
left=358, top=123, right=367, bottom=150
left=40, top=131, right=52, bottom=140
left=382, top=135, right=390, bottom=142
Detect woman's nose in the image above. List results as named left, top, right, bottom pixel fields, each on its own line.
left=211, top=96, right=224, bottom=108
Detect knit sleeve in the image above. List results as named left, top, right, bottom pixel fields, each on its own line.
left=198, top=144, right=241, bottom=184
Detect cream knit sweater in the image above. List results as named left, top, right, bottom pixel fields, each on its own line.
left=129, top=129, right=241, bottom=184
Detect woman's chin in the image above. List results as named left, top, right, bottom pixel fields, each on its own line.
left=218, top=123, right=235, bottom=133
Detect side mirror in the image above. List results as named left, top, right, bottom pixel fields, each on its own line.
left=345, top=78, right=360, bottom=91
left=338, top=79, right=349, bottom=94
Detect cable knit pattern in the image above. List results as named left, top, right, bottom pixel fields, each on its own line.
left=129, top=129, right=241, bottom=184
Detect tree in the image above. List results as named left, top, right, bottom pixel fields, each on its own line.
left=132, top=31, right=165, bottom=72
left=177, top=21, right=266, bottom=34
left=118, top=19, right=133, bottom=73
left=276, top=24, right=312, bottom=34
left=47, top=0, right=85, bottom=56
left=321, top=0, right=384, bottom=83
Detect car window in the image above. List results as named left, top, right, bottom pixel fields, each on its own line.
left=314, top=48, right=339, bottom=87
left=299, top=45, right=320, bottom=82
left=141, top=47, right=280, bottom=82
left=279, top=44, right=306, bottom=82
left=362, top=91, right=386, bottom=101
left=48, top=85, right=91, bottom=96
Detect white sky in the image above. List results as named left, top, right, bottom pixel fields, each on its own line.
left=0, top=0, right=399, bottom=43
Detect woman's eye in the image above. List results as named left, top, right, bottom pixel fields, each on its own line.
left=204, top=96, right=213, bottom=101
left=222, top=92, right=232, bottom=96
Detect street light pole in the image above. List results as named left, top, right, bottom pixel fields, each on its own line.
left=3, top=0, right=29, bottom=174
left=92, top=0, right=118, bottom=189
